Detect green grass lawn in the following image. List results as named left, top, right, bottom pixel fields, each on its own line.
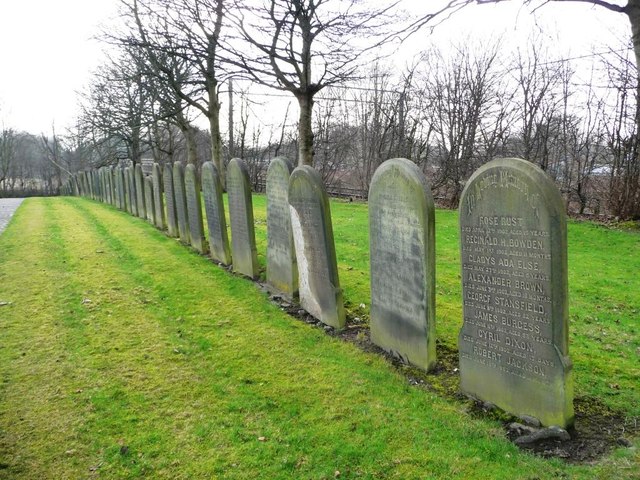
left=0, top=196, right=637, bottom=479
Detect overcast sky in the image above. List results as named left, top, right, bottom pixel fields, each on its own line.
left=0, top=0, right=631, bottom=135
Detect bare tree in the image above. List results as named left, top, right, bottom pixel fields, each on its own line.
left=121, top=0, right=228, bottom=175
left=78, top=46, right=153, bottom=166
left=0, top=127, right=17, bottom=193
left=600, top=46, right=640, bottom=218
left=228, top=0, right=399, bottom=167
left=417, top=40, right=509, bottom=206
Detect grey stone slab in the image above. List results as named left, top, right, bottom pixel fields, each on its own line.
left=164, top=164, right=178, bottom=237
left=123, top=167, right=132, bottom=213
left=226, top=158, right=258, bottom=278
left=152, top=163, right=166, bottom=230
left=0, top=198, right=24, bottom=235
left=119, top=168, right=127, bottom=210
left=459, top=157, right=573, bottom=428
left=126, top=167, right=137, bottom=215
left=289, top=165, right=345, bottom=329
left=185, top=164, right=207, bottom=254
left=116, top=168, right=125, bottom=210
left=92, top=171, right=99, bottom=200
left=266, top=157, right=297, bottom=298
left=105, top=169, right=112, bottom=204
left=81, top=172, right=86, bottom=197
left=173, top=163, right=190, bottom=244
left=97, top=170, right=104, bottom=201
left=202, top=161, right=231, bottom=265
left=110, top=167, right=118, bottom=207
left=135, top=164, right=146, bottom=219
left=144, top=176, right=155, bottom=224
left=369, top=158, right=436, bottom=371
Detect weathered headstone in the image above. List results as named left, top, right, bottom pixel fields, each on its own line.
left=127, top=167, right=137, bottom=216
left=98, top=167, right=108, bottom=203
left=289, top=165, right=345, bottom=329
left=152, top=163, right=166, bottom=230
left=111, top=167, right=119, bottom=207
left=226, top=158, right=259, bottom=278
left=144, top=176, right=155, bottom=224
left=164, top=163, right=178, bottom=237
left=185, top=164, right=208, bottom=254
left=135, top=164, right=146, bottom=219
left=123, top=167, right=132, bottom=213
left=110, top=168, right=117, bottom=206
left=202, top=161, right=231, bottom=265
left=173, top=163, right=190, bottom=244
left=105, top=169, right=113, bottom=204
left=368, top=158, right=436, bottom=371
left=459, top=157, right=573, bottom=428
left=93, top=171, right=100, bottom=200
left=266, top=157, right=297, bottom=297
left=113, top=168, right=121, bottom=208
left=117, top=168, right=126, bottom=210
left=113, top=168, right=119, bottom=206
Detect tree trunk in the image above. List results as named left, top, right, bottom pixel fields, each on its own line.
left=627, top=1, right=640, bottom=218
left=297, top=92, right=314, bottom=166
left=228, top=79, right=234, bottom=159
left=185, top=125, right=198, bottom=166
left=208, top=83, right=224, bottom=183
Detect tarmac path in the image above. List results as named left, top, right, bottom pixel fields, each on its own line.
left=0, top=198, right=25, bottom=236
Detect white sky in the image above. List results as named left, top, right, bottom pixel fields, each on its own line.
left=0, top=0, right=631, bottom=135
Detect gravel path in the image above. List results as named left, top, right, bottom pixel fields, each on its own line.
left=0, top=198, right=25, bottom=236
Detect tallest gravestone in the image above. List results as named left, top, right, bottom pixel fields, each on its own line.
left=459, top=158, right=573, bottom=428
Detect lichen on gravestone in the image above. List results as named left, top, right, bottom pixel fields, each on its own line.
left=288, top=165, right=345, bottom=329
left=368, top=158, right=436, bottom=371
left=458, top=157, right=573, bottom=428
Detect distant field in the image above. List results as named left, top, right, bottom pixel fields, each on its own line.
left=0, top=196, right=637, bottom=479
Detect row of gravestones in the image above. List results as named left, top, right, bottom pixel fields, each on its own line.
left=63, top=156, right=573, bottom=429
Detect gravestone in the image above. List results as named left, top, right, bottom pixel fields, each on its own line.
left=202, top=161, right=231, bottom=265
left=126, top=167, right=137, bottom=216
left=266, top=157, right=297, bottom=297
left=368, top=158, right=436, bottom=371
left=135, top=164, right=146, bottom=219
left=152, top=163, right=166, bottom=230
left=289, top=165, right=345, bottom=329
left=185, top=164, right=208, bottom=254
left=117, top=168, right=126, bottom=210
left=459, top=157, right=573, bottom=428
left=173, top=163, right=190, bottom=244
left=144, top=176, right=155, bottom=224
left=110, top=168, right=118, bottom=206
left=111, top=167, right=119, bottom=207
left=123, top=167, right=132, bottom=213
left=105, top=169, right=112, bottom=204
left=113, top=168, right=121, bottom=208
left=164, top=164, right=178, bottom=237
left=101, top=169, right=106, bottom=201
left=93, top=171, right=100, bottom=201
left=226, top=158, right=258, bottom=278
left=107, top=167, right=118, bottom=207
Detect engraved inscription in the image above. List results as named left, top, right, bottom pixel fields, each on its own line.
left=371, top=191, right=426, bottom=323
left=461, top=184, right=554, bottom=384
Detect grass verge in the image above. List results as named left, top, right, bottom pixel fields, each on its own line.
left=0, top=197, right=637, bottom=478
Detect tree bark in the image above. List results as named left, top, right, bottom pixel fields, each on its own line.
left=296, top=92, right=315, bottom=166
left=208, top=82, right=224, bottom=181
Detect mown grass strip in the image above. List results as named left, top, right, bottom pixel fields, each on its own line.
left=0, top=197, right=637, bottom=479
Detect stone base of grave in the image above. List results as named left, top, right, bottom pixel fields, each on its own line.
left=460, top=349, right=574, bottom=428
left=371, top=315, right=436, bottom=372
